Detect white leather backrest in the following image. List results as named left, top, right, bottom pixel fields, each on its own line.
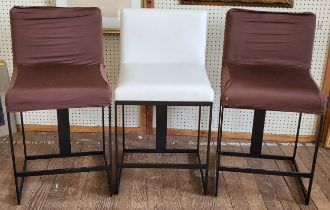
left=120, top=9, right=208, bottom=64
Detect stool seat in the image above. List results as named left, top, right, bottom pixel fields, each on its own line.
left=6, top=64, right=111, bottom=112
left=115, top=63, right=214, bottom=102
left=221, top=63, right=326, bottom=114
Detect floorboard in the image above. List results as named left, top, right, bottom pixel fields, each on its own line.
left=0, top=132, right=329, bottom=210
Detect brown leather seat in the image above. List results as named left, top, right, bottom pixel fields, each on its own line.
left=221, top=9, right=326, bottom=114
left=6, top=7, right=111, bottom=112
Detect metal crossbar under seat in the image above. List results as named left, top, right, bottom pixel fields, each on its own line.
left=7, top=107, right=112, bottom=205
left=114, top=102, right=213, bottom=195
left=215, top=107, right=325, bottom=205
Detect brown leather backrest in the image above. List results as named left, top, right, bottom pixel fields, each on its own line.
left=223, top=9, right=316, bottom=69
left=10, top=7, right=103, bottom=66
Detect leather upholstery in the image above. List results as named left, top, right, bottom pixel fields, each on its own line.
left=120, top=9, right=208, bottom=64
left=116, top=63, right=214, bottom=102
left=116, top=9, right=214, bottom=102
left=221, top=9, right=326, bottom=114
left=6, top=7, right=112, bottom=112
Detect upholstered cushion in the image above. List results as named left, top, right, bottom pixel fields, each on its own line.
left=6, top=64, right=111, bottom=112
left=221, top=9, right=326, bottom=114
left=7, top=7, right=111, bottom=112
left=120, top=9, right=208, bottom=64
left=10, top=7, right=104, bottom=66
left=115, top=63, right=214, bottom=102
left=221, top=63, right=326, bottom=114
left=117, top=9, right=213, bottom=103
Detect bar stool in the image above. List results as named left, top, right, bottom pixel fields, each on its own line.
left=114, top=9, right=214, bottom=194
left=215, top=9, right=327, bottom=204
left=6, top=7, right=113, bottom=204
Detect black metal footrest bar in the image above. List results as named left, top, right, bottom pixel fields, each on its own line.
left=118, top=163, right=207, bottom=169
left=124, top=149, right=198, bottom=154
left=17, top=165, right=110, bottom=177
left=219, top=166, right=311, bottom=178
left=220, top=151, right=293, bottom=160
left=26, top=151, right=104, bottom=160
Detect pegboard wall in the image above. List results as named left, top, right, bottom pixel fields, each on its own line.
left=0, top=0, right=329, bottom=135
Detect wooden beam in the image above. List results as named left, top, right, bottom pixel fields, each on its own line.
left=146, top=0, right=155, bottom=8
left=322, top=46, right=330, bottom=146
left=139, top=106, right=147, bottom=133
left=323, top=47, right=330, bottom=95
left=145, top=106, right=153, bottom=134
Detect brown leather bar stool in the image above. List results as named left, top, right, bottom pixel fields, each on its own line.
left=6, top=7, right=112, bottom=204
left=215, top=9, right=327, bottom=204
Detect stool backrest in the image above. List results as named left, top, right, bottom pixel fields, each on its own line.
left=120, top=9, right=208, bottom=65
left=10, top=7, right=104, bottom=66
left=223, top=9, right=316, bottom=69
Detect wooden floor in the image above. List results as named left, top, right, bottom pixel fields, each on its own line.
left=0, top=132, right=330, bottom=210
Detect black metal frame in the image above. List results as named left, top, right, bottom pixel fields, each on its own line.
left=114, top=101, right=213, bottom=195
left=7, top=107, right=112, bottom=205
left=215, top=106, right=325, bottom=205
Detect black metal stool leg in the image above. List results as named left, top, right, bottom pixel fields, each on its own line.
left=109, top=106, right=113, bottom=196
left=122, top=105, right=125, bottom=151
left=7, top=112, right=21, bottom=204
left=203, top=105, right=212, bottom=195
left=117, top=105, right=125, bottom=193
left=102, top=107, right=112, bottom=196
left=292, top=113, right=306, bottom=203
left=114, top=104, right=119, bottom=194
left=293, top=113, right=302, bottom=159
left=102, top=107, right=106, bottom=152
left=19, top=113, right=27, bottom=203
left=197, top=106, right=201, bottom=153
left=196, top=106, right=205, bottom=189
left=215, top=106, right=224, bottom=196
left=20, top=112, right=27, bottom=158
left=304, top=115, right=325, bottom=204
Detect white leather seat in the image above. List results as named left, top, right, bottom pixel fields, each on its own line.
left=116, top=63, right=214, bottom=102
left=116, top=9, right=214, bottom=103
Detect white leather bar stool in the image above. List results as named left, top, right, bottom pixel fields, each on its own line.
left=114, top=9, right=214, bottom=194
